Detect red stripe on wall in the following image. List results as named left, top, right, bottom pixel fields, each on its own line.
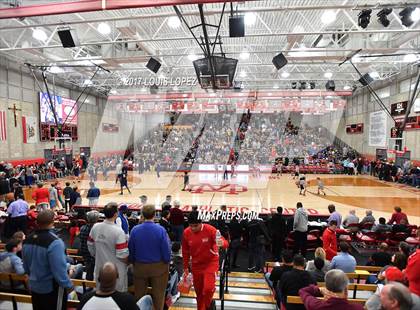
left=22, top=116, right=27, bottom=143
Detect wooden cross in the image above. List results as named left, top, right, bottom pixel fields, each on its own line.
left=8, top=104, right=22, bottom=127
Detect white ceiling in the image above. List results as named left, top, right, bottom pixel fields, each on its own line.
left=0, top=0, right=419, bottom=94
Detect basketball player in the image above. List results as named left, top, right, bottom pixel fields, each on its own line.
left=293, top=164, right=300, bottom=179
left=277, top=161, right=283, bottom=176
left=317, top=177, right=326, bottom=195
left=299, top=174, right=306, bottom=196
left=119, top=163, right=131, bottom=195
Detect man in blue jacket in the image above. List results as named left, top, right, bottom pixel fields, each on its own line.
left=22, top=209, right=73, bottom=310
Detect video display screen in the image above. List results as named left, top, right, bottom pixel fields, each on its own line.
left=39, top=92, right=78, bottom=125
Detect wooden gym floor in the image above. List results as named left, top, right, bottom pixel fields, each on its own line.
left=25, top=171, right=420, bottom=225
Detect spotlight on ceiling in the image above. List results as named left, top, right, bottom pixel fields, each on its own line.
left=168, top=16, right=181, bottom=28
left=399, top=7, right=419, bottom=27
left=146, top=57, right=161, bottom=74
left=377, top=8, right=393, bottom=27
left=343, top=85, right=351, bottom=90
left=240, top=51, right=250, bottom=60
left=97, top=22, right=111, bottom=35
left=324, top=72, right=333, bottom=79
left=32, top=28, right=47, bottom=41
left=291, top=82, right=297, bottom=89
left=281, top=71, right=290, bottom=78
left=309, top=82, right=316, bottom=89
left=321, top=10, right=336, bottom=25
left=244, top=12, right=257, bottom=26
left=325, top=80, right=335, bottom=91
left=358, top=9, right=372, bottom=29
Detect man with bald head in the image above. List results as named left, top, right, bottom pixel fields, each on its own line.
left=22, top=209, right=73, bottom=310
left=78, top=262, right=153, bottom=310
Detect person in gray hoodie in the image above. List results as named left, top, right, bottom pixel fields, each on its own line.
left=293, top=202, right=308, bottom=257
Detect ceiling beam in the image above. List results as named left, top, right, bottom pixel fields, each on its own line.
left=0, top=0, right=246, bottom=20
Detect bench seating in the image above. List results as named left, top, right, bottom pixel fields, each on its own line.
left=265, top=262, right=382, bottom=273
left=287, top=295, right=366, bottom=305
left=0, top=292, right=79, bottom=310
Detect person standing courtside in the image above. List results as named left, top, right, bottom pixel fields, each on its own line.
left=270, top=206, right=286, bottom=262
left=22, top=210, right=73, bottom=310
left=7, top=193, right=29, bottom=235
left=88, top=202, right=129, bottom=292
left=129, top=205, right=171, bottom=310
left=293, top=202, right=308, bottom=257
left=170, top=201, right=185, bottom=242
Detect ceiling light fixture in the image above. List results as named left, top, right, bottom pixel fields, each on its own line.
left=321, top=10, right=336, bottom=25
left=188, top=54, right=199, bottom=61
left=358, top=9, right=372, bottom=29
left=369, top=71, right=380, bottom=79
left=239, top=71, right=247, bottom=78
left=83, top=79, right=93, bottom=86
left=32, top=28, right=47, bottom=41
left=324, top=72, right=333, bottom=79
left=343, top=85, right=351, bottom=90
left=168, top=16, right=181, bottom=28
left=49, top=66, right=63, bottom=74
left=403, top=54, right=418, bottom=62
left=240, top=51, right=250, bottom=60
left=273, top=84, right=279, bottom=89
left=97, top=22, right=111, bottom=35
left=377, top=8, right=393, bottom=27
left=110, top=89, right=117, bottom=95
left=281, top=71, right=290, bottom=78
left=244, top=12, right=257, bottom=26
left=411, top=7, right=420, bottom=22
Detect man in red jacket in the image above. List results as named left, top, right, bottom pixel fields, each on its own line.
left=387, top=206, right=409, bottom=225
left=31, top=182, right=50, bottom=210
left=322, top=220, right=338, bottom=261
left=182, top=212, right=228, bottom=310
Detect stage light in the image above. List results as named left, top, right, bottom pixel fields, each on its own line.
left=298, top=81, right=307, bottom=90
left=369, top=71, right=380, bottom=79
left=324, top=72, right=333, bottom=79
left=291, top=82, right=297, bottom=89
left=168, top=16, right=181, bottom=28
left=377, top=8, right=392, bottom=27
left=245, top=12, right=257, bottom=26
left=399, top=7, right=420, bottom=27
left=325, top=80, right=335, bottom=91
left=281, top=71, right=290, bottom=78
left=358, top=9, right=372, bottom=29
left=33, top=28, right=47, bottom=41
left=309, top=82, right=316, bottom=89
left=321, top=10, right=336, bottom=25
left=97, top=22, right=111, bottom=35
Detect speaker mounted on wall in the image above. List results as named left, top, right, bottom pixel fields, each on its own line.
left=146, top=57, right=161, bottom=74
left=272, top=53, right=288, bottom=70
left=229, top=16, right=245, bottom=37
left=57, top=28, right=79, bottom=48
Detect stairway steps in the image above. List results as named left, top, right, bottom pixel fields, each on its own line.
left=174, top=297, right=277, bottom=310
left=215, top=280, right=268, bottom=289
left=181, top=291, right=275, bottom=303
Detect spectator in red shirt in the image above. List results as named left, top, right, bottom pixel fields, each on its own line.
left=31, top=182, right=49, bottom=210
left=322, top=220, right=338, bottom=261
left=69, top=220, right=80, bottom=248
left=169, top=201, right=185, bottom=242
left=388, top=207, right=409, bottom=225
left=405, top=249, right=420, bottom=296
left=182, top=212, right=228, bottom=310
left=27, top=205, right=38, bottom=230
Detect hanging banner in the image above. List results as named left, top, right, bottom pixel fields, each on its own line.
left=369, top=111, right=387, bottom=147
left=102, top=123, right=119, bottom=133
left=22, top=115, right=38, bottom=143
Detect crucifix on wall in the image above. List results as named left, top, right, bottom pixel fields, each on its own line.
left=8, top=104, right=22, bottom=127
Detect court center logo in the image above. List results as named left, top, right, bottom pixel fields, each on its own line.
left=188, top=183, right=248, bottom=195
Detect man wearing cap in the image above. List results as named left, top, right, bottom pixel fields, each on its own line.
left=182, top=211, right=229, bottom=310
left=365, top=266, right=420, bottom=310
